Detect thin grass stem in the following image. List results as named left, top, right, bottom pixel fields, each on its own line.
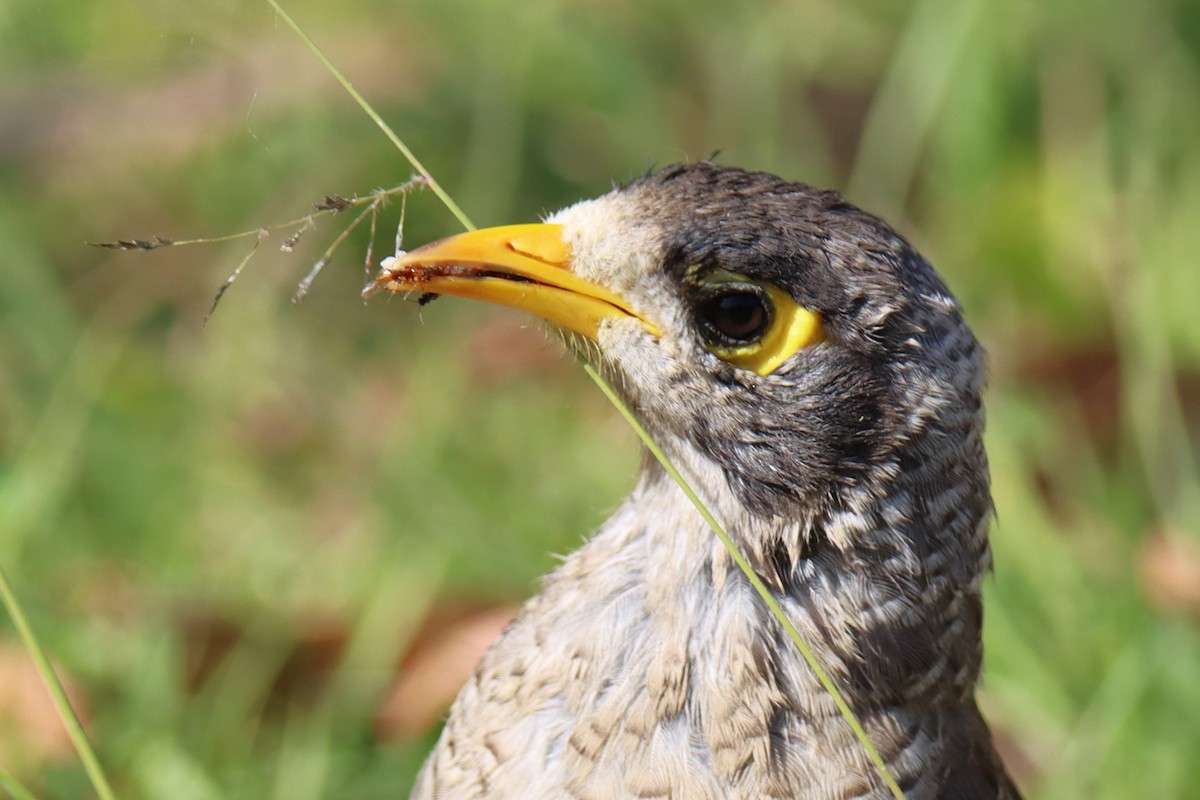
left=264, top=0, right=475, bottom=233
left=205, top=236, right=263, bottom=325
left=292, top=197, right=378, bottom=303
left=89, top=183, right=417, bottom=252
left=0, top=564, right=117, bottom=800
left=0, top=764, right=40, bottom=800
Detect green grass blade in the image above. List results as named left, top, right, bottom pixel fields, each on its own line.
left=0, top=764, right=40, bottom=800
left=0, top=564, right=118, bottom=800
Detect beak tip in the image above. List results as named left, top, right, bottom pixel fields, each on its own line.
left=362, top=254, right=403, bottom=299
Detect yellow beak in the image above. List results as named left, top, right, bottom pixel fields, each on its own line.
left=365, top=224, right=658, bottom=340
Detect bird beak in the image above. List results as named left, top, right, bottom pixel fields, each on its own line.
left=364, top=223, right=658, bottom=340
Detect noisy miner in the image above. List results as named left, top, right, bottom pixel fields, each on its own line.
left=367, top=163, right=1021, bottom=800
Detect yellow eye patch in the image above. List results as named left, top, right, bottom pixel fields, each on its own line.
left=690, top=271, right=824, bottom=376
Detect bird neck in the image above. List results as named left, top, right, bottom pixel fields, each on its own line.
left=586, top=433, right=994, bottom=709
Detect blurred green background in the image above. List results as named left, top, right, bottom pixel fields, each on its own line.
left=2, top=0, right=1200, bottom=797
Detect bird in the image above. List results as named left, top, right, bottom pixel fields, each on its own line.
left=368, top=163, right=1021, bottom=800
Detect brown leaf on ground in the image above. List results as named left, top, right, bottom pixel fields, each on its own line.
left=1139, top=530, right=1200, bottom=616
left=0, top=639, right=90, bottom=768
left=375, top=604, right=518, bottom=740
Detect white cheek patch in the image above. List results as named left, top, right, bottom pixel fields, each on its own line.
left=598, top=317, right=692, bottom=399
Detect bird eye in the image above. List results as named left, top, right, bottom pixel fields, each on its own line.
left=687, top=271, right=824, bottom=376
left=696, top=287, right=772, bottom=346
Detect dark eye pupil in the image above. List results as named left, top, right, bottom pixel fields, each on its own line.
left=699, top=290, right=770, bottom=344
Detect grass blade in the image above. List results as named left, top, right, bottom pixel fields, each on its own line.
left=0, top=764, right=40, bottom=800
left=0, top=564, right=117, bottom=800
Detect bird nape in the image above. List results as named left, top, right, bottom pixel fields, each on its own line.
left=368, top=163, right=1020, bottom=800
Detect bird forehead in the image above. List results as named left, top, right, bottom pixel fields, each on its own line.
left=551, top=171, right=851, bottom=298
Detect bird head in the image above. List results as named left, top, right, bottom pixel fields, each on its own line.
left=369, top=164, right=989, bottom=583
